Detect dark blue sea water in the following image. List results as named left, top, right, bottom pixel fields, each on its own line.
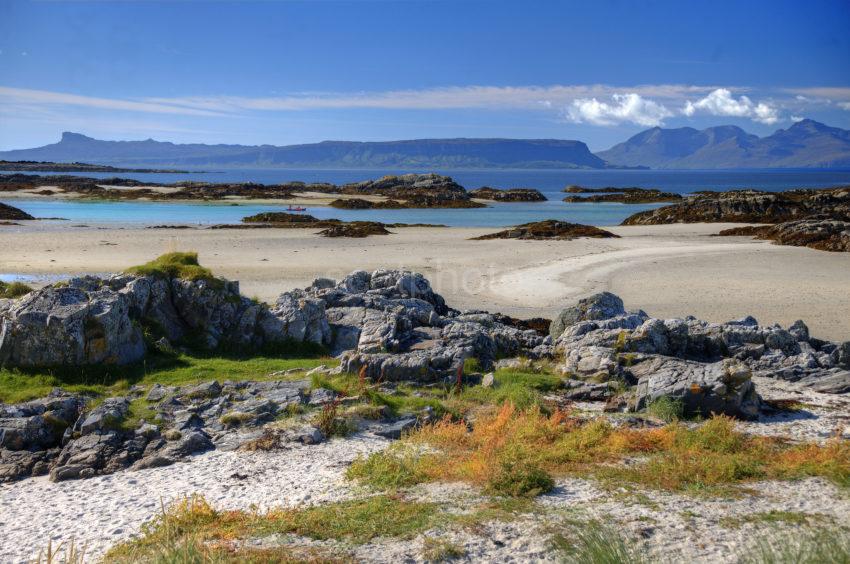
left=5, top=168, right=850, bottom=227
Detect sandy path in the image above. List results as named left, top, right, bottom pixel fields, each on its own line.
left=0, top=437, right=387, bottom=563
left=2, top=222, right=849, bottom=340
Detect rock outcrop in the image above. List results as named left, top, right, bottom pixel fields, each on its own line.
left=550, top=292, right=850, bottom=418
left=563, top=186, right=681, bottom=204
left=472, top=220, right=619, bottom=241
left=0, top=202, right=34, bottom=220
left=468, top=187, right=546, bottom=202
left=0, top=269, right=299, bottom=366
left=275, top=269, right=547, bottom=379
left=718, top=218, right=850, bottom=252
left=339, top=174, right=485, bottom=208
left=622, top=187, right=850, bottom=226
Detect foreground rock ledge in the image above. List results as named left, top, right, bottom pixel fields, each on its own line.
left=1, top=265, right=849, bottom=484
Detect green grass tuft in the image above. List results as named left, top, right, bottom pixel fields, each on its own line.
left=739, top=527, right=850, bottom=564
left=0, top=280, right=33, bottom=299
left=553, top=521, right=647, bottom=564
left=125, top=252, right=221, bottom=287
left=646, top=395, right=685, bottom=422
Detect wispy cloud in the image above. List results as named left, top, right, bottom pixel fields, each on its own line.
left=0, top=86, right=227, bottom=117
left=1, top=83, right=846, bottom=128
left=145, top=84, right=716, bottom=113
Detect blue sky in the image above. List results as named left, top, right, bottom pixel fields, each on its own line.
left=1, top=0, right=849, bottom=151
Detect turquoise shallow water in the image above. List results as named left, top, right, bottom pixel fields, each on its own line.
left=5, top=168, right=850, bottom=227
left=10, top=198, right=664, bottom=227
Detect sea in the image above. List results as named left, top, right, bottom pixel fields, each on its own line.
left=4, top=168, right=850, bottom=227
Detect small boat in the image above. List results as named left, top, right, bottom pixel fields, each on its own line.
left=287, top=205, right=307, bottom=212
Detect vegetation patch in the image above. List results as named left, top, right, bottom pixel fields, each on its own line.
left=0, top=351, right=332, bottom=404
left=348, top=404, right=850, bottom=496
left=107, top=494, right=443, bottom=561
left=125, top=252, right=221, bottom=287
left=551, top=520, right=647, bottom=564
left=421, top=537, right=467, bottom=562
left=739, top=527, right=850, bottom=564
left=719, top=510, right=830, bottom=529
left=0, top=280, right=33, bottom=299
left=646, top=396, right=685, bottom=422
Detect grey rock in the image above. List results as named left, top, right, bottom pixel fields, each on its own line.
left=798, top=370, right=850, bottom=394
left=146, top=384, right=169, bottom=402
left=550, top=292, right=626, bottom=339
left=788, top=320, right=810, bottom=342
left=371, top=417, right=417, bottom=439
left=0, top=285, right=145, bottom=367
left=308, top=388, right=337, bottom=406
left=183, top=381, right=222, bottom=399
left=631, top=357, right=760, bottom=420
left=79, top=398, right=130, bottom=435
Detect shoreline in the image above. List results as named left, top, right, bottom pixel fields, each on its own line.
left=2, top=221, right=849, bottom=341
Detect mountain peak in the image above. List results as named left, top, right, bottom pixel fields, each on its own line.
left=597, top=120, right=850, bottom=169
left=60, top=132, right=95, bottom=143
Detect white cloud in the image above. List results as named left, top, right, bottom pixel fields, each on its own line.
left=839, top=102, right=850, bottom=111
left=682, top=88, right=780, bottom=124
left=145, top=84, right=711, bottom=114
left=0, top=86, right=227, bottom=117
left=565, top=93, right=673, bottom=126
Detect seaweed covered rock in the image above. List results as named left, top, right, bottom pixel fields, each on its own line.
left=339, top=173, right=485, bottom=208
left=622, top=187, right=850, bottom=226
left=318, top=221, right=392, bottom=238
left=473, top=220, right=619, bottom=241
left=469, top=187, right=546, bottom=202
left=242, top=212, right=322, bottom=224
left=0, top=202, right=34, bottom=220
left=563, top=188, right=681, bottom=204
left=718, top=218, right=850, bottom=252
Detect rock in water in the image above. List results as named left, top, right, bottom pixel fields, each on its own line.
left=0, top=202, right=34, bottom=220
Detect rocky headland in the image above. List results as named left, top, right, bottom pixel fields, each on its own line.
left=473, top=220, right=620, bottom=240
left=0, top=160, right=193, bottom=173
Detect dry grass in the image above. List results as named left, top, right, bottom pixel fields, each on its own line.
left=107, top=494, right=441, bottom=561
left=349, top=404, right=850, bottom=496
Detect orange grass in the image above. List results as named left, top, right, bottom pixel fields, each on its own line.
left=349, top=404, right=850, bottom=495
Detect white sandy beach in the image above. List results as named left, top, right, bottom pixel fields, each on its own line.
left=2, top=221, right=849, bottom=340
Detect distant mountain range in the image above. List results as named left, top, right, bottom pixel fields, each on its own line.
left=597, top=119, right=850, bottom=169
left=0, top=133, right=607, bottom=170
left=1, top=119, right=849, bottom=170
